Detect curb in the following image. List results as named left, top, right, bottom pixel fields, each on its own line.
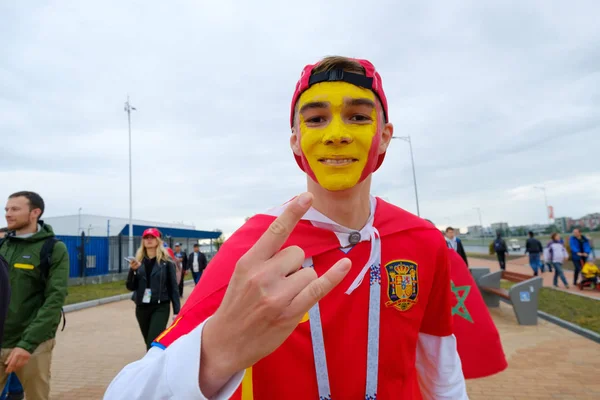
left=63, top=280, right=195, bottom=314
left=538, top=311, right=600, bottom=344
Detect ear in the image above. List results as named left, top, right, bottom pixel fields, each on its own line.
left=31, top=208, right=42, bottom=221
left=378, top=123, right=394, bottom=154
left=290, top=128, right=302, bottom=156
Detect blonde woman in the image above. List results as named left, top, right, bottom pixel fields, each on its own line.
left=126, top=228, right=181, bottom=350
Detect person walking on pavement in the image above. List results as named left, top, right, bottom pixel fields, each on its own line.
left=188, top=243, right=207, bottom=285
left=173, top=243, right=188, bottom=297
left=0, top=191, right=69, bottom=400
left=569, top=228, right=592, bottom=286
left=493, top=232, right=509, bottom=270
left=0, top=231, right=23, bottom=400
left=543, top=233, right=570, bottom=289
left=0, top=230, right=9, bottom=350
left=525, top=231, right=543, bottom=276
left=444, top=227, right=468, bottom=266
left=126, top=228, right=181, bottom=350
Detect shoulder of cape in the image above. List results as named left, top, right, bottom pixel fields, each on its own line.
left=373, top=197, right=439, bottom=236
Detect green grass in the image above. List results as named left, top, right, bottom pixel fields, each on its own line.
left=65, top=280, right=130, bottom=305
left=65, top=275, right=194, bottom=305
left=500, top=281, right=600, bottom=334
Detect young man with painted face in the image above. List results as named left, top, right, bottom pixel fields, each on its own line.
left=105, top=57, right=468, bottom=399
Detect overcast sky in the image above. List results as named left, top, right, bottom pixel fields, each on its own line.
left=2, top=0, right=599, bottom=236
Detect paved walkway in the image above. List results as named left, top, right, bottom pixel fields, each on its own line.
left=48, top=291, right=600, bottom=399
left=470, top=256, right=600, bottom=299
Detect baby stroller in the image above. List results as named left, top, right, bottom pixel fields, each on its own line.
left=579, top=252, right=599, bottom=291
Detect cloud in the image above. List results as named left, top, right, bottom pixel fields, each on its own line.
left=2, top=0, right=599, bottom=237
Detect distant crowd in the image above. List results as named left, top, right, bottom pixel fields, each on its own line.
left=0, top=190, right=210, bottom=400
left=492, top=228, right=597, bottom=290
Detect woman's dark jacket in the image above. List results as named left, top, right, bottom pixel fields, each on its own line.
left=126, top=257, right=181, bottom=314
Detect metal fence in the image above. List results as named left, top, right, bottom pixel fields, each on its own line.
left=56, top=233, right=216, bottom=278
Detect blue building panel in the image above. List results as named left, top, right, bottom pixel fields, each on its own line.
left=56, top=235, right=81, bottom=278
left=56, top=235, right=109, bottom=278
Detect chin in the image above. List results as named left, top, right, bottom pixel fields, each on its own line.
left=318, top=176, right=359, bottom=192
left=5, top=223, right=18, bottom=231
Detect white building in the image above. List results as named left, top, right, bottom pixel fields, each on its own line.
left=43, top=214, right=195, bottom=237
left=42, top=214, right=221, bottom=276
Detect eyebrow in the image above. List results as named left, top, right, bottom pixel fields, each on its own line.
left=346, top=98, right=375, bottom=108
left=299, top=101, right=329, bottom=114
left=299, top=98, right=375, bottom=114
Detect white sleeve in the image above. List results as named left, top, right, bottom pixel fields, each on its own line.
left=416, top=333, right=468, bottom=400
left=104, top=317, right=245, bottom=400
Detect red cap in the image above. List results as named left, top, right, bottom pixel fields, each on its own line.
left=142, top=228, right=161, bottom=238
left=290, top=58, right=389, bottom=173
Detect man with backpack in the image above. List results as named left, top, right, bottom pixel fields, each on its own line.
left=0, top=191, right=69, bottom=400
left=525, top=231, right=544, bottom=276
left=493, top=232, right=509, bottom=270
left=0, top=230, right=9, bottom=350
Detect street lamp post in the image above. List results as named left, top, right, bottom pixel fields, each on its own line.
left=124, top=96, right=136, bottom=256
left=533, top=186, right=551, bottom=226
left=474, top=207, right=484, bottom=245
left=391, top=135, right=420, bottom=216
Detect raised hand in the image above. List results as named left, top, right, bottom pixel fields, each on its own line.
left=199, top=192, right=351, bottom=396
left=129, top=259, right=141, bottom=270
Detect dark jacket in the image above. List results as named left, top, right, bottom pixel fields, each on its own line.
left=445, top=237, right=469, bottom=266
left=0, top=254, right=9, bottom=347
left=494, top=238, right=508, bottom=254
left=569, top=235, right=592, bottom=261
left=525, top=238, right=543, bottom=254
left=126, top=257, right=181, bottom=315
left=0, top=223, right=69, bottom=353
left=456, top=238, right=468, bottom=266
left=189, top=251, right=208, bottom=275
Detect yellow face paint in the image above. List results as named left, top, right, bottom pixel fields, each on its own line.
left=297, top=81, right=378, bottom=191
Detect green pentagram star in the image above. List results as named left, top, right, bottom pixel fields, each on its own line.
left=451, top=280, right=473, bottom=323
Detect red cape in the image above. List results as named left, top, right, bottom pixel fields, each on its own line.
left=155, top=198, right=507, bottom=381
left=448, top=249, right=508, bottom=378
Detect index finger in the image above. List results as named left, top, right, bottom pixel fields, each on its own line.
left=246, top=192, right=313, bottom=262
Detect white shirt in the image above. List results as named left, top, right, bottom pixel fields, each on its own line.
left=192, top=253, right=200, bottom=272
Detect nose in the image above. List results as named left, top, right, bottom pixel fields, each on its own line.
left=322, top=118, right=353, bottom=146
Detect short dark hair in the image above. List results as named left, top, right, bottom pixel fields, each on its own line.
left=445, top=227, right=454, bottom=233
left=9, top=191, right=45, bottom=219
left=528, top=231, right=534, bottom=237
left=193, top=244, right=200, bottom=248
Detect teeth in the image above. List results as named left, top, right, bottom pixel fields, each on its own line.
left=320, top=159, right=355, bottom=165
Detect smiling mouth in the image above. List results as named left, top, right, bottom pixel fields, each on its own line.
left=318, top=157, right=358, bottom=166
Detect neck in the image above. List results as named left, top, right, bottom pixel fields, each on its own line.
left=15, top=222, right=38, bottom=236
left=307, top=175, right=372, bottom=230
left=147, top=248, right=157, bottom=258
